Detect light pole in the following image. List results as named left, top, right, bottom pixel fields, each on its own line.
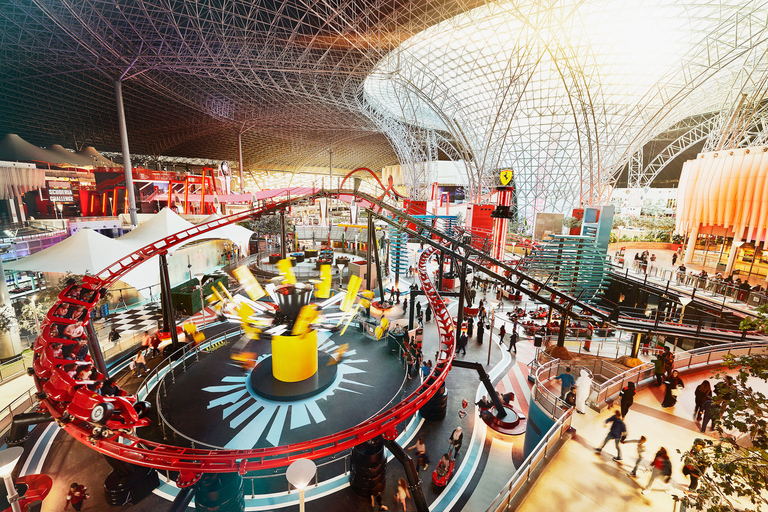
left=286, top=458, right=316, bottom=512
left=194, top=274, right=206, bottom=326
left=0, top=447, right=24, bottom=512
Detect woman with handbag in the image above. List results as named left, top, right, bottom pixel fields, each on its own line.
left=662, top=370, right=684, bottom=408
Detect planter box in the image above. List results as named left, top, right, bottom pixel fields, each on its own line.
left=170, top=273, right=229, bottom=314
left=268, top=254, right=281, bottom=264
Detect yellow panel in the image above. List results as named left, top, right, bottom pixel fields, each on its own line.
left=272, top=330, right=317, bottom=382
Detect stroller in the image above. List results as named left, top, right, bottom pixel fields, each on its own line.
left=432, top=449, right=456, bottom=487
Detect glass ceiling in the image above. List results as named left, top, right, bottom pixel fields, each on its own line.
left=364, top=0, right=768, bottom=222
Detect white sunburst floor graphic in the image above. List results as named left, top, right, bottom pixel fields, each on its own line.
left=201, top=331, right=371, bottom=449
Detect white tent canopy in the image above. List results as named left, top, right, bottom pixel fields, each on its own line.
left=186, top=214, right=254, bottom=255
left=2, top=228, right=158, bottom=291
left=118, top=207, right=195, bottom=247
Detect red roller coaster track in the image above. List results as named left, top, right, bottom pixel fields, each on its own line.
left=31, top=190, right=456, bottom=483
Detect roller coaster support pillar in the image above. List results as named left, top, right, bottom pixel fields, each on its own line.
left=409, top=288, right=416, bottom=331
left=437, top=252, right=444, bottom=291
left=366, top=214, right=373, bottom=292
left=556, top=312, right=568, bottom=347
left=103, top=456, right=159, bottom=506
left=381, top=438, right=428, bottom=512
left=452, top=360, right=507, bottom=417
left=159, top=252, right=180, bottom=351
left=455, top=248, right=469, bottom=347
left=369, top=217, right=386, bottom=301
left=7, top=411, right=51, bottom=446
left=86, top=322, right=108, bottom=379
left=168, top=486, right=196, bottom=512
left=280, top=210, right=287, bottom=260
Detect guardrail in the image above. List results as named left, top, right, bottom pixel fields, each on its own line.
left=611, top=259, right=767, bottom=311
left=143, top=326, right=243, bottom=449
left=591, top=340, right=768, bottom=407
left=486, top=340, right=768, bottom=512
left=484, top=410, right=573, bottom=512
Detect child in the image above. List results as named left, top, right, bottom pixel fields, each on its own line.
left=394, top=478, right=410, bottom=511
left=66, top=482, right=89, bottom=510
left=624, top=435, right=647, bottom=477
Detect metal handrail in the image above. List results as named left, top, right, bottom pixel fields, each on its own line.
left=147, top=326, right=244, bottom=450
left=591, top=340, right=768, bottom=407
left=484, top=410, right=573, bottom=512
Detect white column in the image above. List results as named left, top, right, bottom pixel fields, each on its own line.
left=683, top=223, right=700, bottom=264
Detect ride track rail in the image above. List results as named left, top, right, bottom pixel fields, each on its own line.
left=32, top=188, right=762, bottom=481
left=31, top=190, right=457, bottom=482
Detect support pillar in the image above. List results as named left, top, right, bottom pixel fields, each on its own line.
left=113, top=80, right=138, bottom=227
left=381, top=437, right=428, bottom=512
left=631, top=332, right=643, bottom=358
left=280, top=210, right=287, bottom=260
left=682, top=224, right=699, bottom=264
left=0, top=258, right=22, bottom=359
left=455, top=254, right=468, bottom=347
left=237, top=129, right=245, bottom=192
left=194, top=473, right=244, bottom=512
left=159, top=253, right=180, bottom=351
left=103, top=456, right=159, bottom=506
left=724, top=237, right=743, bottom=277
left=556, top=312, right=568, bottom=347
left=349, top=436, right=387, bottom=498
left=366, top=214, right=373, bottom=292
left=86, top=323, right=109, bottom=378
left=491, top=188, right=513, bottom=261
left=370, top=223, right=386, bottom=302
left=437, top=252, right=444, bottom=291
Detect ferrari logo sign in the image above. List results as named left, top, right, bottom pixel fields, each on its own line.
left=499, top=169, right=514, bottom=186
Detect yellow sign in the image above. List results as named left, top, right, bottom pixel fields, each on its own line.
left=500, top=169, right=514, bottom=186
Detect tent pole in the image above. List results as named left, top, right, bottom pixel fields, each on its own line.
left=113, top=80, right=139, bottom=227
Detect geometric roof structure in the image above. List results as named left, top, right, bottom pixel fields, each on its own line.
left=1, top=0, right=767, bottom=222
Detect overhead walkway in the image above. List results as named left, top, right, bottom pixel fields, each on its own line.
left=611, top=266, right=762, bottom=319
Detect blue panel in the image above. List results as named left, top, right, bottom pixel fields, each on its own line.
left=522, top=396, right=556, bottom=458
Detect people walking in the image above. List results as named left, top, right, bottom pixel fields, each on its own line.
left=508, top=329, right=517, bottom=354
left=407, top=437, right=430, bottom=470
left=498, top=324, right=506, bottom=345
left=554, top=367, right=576, bottom=400
left=652, top=353, right=666, bottom=387
left=595, top=410, right=627, bottom=461
left=394, top=478, right=410, bottom=511
left=457, top=332, right=468, bottom=356
left=448, top=427, right=463, bottom=457
left=477, top=322, right=485, bottom=345
left=574, top=369, right=591, bottom=414
left=642, top=448, right=672, bottom=494
left=662, top=370, right=684, bottom=408
left=619, top=381, right=636, bottom=418
left=425, top=304, right=432, bottom=323
left=694, top=380, right=712, bottom=421
left=467, top=316, right=475, bottom=338
left=682, top=440, right=707, bottom=490
left=626, top=436, right=647, bottom=478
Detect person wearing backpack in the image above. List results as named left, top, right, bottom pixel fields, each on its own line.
left=642, top=447, right=672, bottom=494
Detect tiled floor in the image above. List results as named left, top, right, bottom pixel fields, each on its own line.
left=516, top=366, right=768, bottom=512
